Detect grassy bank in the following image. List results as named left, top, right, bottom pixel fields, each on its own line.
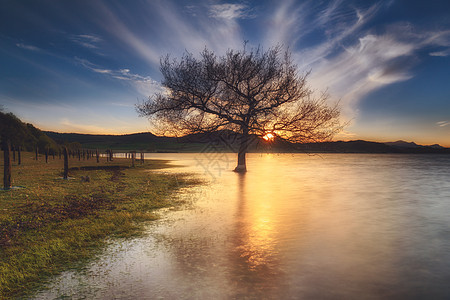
left=0, top=152, right=196, bottom=299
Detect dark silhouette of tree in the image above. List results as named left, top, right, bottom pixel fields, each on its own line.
left=137, top=45, right=342, bottom=172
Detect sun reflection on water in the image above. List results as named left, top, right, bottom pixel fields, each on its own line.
left=230, top=155, right=284, bottom=293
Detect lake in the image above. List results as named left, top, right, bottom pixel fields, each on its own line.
left=33, top=153, right=450, bottom=299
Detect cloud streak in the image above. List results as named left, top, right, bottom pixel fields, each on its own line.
left=16, top=43, right=41, bottom=52
left=263, top=1, right=450, bottom=121
left=70, top=34, right=103, bottom=49
left=208, top=4, right=254, bottom=20
left=74, top=57, right=163, bottom=96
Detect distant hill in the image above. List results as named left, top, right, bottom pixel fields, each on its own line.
left=44, top=131, right=450, bottom=154
left=296, top=140, right=400, bottom=153
left=385, top=140, right=446, bottom=149
left=45, top=131, right=203, bottom=152
left=46, top=132, right=162, bottom=145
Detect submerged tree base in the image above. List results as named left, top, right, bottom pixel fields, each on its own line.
left=233, top=164, right=247, bottom=173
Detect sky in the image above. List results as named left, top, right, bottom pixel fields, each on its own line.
left=1, top=0, right=449, bottom=146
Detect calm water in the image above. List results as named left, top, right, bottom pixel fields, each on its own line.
left=34, top=153, right=450, bottom=299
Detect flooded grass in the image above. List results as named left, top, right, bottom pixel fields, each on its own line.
left=0, top=152, right=197, bottom=299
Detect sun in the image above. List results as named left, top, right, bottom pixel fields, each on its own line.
left=263, top=132, right=275, bottom=141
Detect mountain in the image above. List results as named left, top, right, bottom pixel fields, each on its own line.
left=44, top=131, right=450, bottom=154
left=45, top=131, right=201, bottom=152
left=296, top=140, right=401, bottom=153
left=385, top=140, right=421, bottom=148
left=384, top=140, right=448, bottom=152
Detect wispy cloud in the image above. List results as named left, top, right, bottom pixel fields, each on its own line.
left=92, top=2, right=161, bottom=67
left=16, top=43, right=41, bottom=52
left=437, top=121, right=450, bottom=127
left=74, top=57, right=163, bottom=96
left=70, top=34, right=103, bottom=49
left=260, top=1, right=450, bottom=121
left=263, top=0, right=306, bottom=48
left=59, top=118, right=109, bottom=133
left=429, top=49, right=450, bottom=57
left=89, top=1, right=245, bottom=67
left=208, top=4, right=254, bottom=20
left=74, top=57, right=112, bottom=74
left=307, top=30, right=417, bottom=118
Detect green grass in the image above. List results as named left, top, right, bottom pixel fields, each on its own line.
left=0, top=152, right=198, bottom=299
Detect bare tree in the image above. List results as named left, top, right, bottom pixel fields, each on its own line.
left=137, top=45, right=342, bottom=172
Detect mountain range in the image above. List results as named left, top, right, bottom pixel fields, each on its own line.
left=45, top=131, right=450, bottom=154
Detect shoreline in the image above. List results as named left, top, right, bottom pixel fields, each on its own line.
left=0, top=153, right=198, bottom=298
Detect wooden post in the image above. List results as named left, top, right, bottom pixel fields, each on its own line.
left=18, top=146, right=21, bottom=165
left=63, top=146, right=69, bottom=180
left=131, top=151, right=135, bottom=167
left=3, top=139, right=12, bottom=189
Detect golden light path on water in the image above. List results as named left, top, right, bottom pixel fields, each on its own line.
left=33, top=153, right=450, bottom=299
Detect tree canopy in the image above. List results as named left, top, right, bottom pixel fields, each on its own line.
left=137, top=45, right=342, bottom=172
left=0, top=111, right=58, bottom=152
left=0, top=111, right=28, bottom=147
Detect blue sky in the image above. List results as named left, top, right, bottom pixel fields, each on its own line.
left=1, top=0, right=449, bottom=146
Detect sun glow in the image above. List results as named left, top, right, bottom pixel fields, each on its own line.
left=263, top=133, right=275, bottom=141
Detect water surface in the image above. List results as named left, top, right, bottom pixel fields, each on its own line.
left=34, top=153, right=450, bottom=299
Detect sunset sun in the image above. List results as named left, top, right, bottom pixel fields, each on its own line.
left=263, top=133, right=275, bottom=141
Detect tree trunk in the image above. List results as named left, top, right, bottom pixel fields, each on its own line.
left=63, top=146, right=69, bottom=180
left=12, top=146, right=15, bottom=162
left=45, top=148, right=48, bottom=163
left=35, top=147, right=38, bottom=160
left=131, top=152, right=135, bottom=167
left=234, top=130, right=249, bottom=173
left=3, top=139, right=12, bottom=189
left=96, top=149, right=99, bottom=163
